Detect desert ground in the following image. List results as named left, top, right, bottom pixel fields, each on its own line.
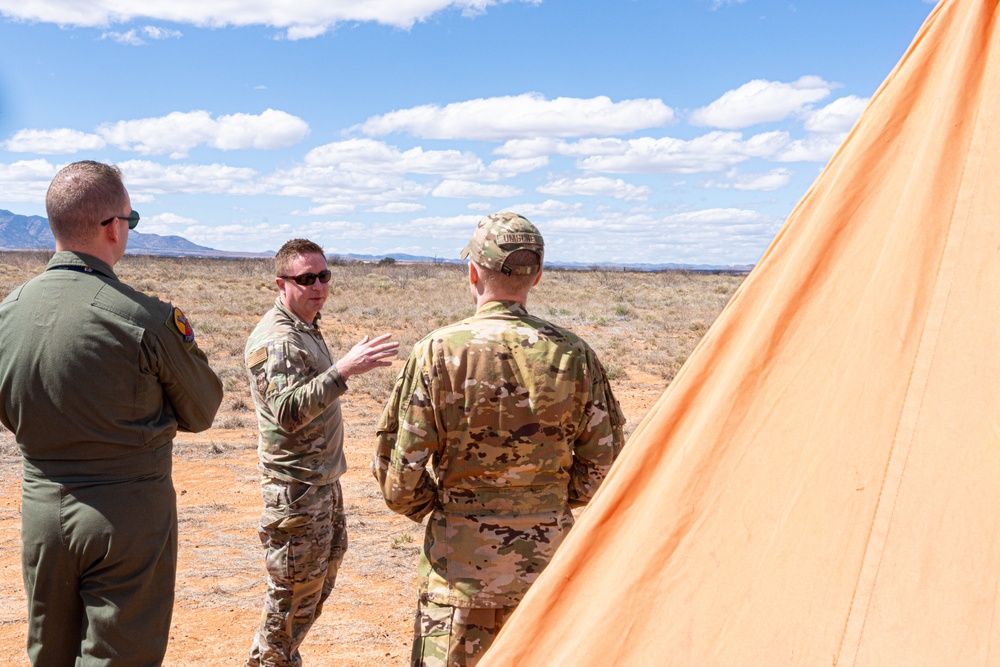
left=0, top=252, right=744, bottom=666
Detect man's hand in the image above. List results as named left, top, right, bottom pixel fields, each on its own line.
left=336, top=333, right=399, bottom=379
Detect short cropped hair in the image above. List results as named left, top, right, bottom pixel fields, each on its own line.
left=474, top=248, right=541, bottom=293
left=275, top=238, right=326, bottom=276
left=45, top=161, right=128, bottom=245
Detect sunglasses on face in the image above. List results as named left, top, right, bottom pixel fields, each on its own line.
left=279, top=270, right=332, bottom=286
left=100, top=210, right=141, bottom=230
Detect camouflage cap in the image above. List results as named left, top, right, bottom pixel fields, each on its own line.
left=459, top=212, right=544, bottom=276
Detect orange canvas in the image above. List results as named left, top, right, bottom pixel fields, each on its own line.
left=480, top=0, right=1000, bottom=664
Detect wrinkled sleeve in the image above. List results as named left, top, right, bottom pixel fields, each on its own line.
left=568, top=354, right=626, bottom=508
left=151, top=316, right=224, bottom=433
left=373, top=353, right=440, bottom=522
left=253, top=338, right=348, bottom=433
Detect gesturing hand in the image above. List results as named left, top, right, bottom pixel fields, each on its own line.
left=336, top=333, right=400, bottom=379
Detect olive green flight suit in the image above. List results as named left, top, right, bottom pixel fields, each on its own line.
left=0, top=251, right=224, bottom=667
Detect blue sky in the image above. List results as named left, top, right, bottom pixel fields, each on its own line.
left=0, top=0, right=937, bottom=265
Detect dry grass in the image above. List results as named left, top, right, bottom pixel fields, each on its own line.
left=0, top=251, right=746, bottom=664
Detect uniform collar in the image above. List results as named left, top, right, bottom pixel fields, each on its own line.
left=45, top=251, right=118, bottom=281
left=274, top=296, right=322, bottom=333
left=476, top=300, right=529, bottom=316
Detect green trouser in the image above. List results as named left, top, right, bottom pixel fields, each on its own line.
left=20, top=468, right=177, bottom=667
left=411, top=600, right=516, bottom=667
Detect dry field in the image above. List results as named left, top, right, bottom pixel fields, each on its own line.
left=0, top=251, right=745, bottom=666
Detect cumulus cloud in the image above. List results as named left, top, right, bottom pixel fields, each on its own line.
left=804, top=95, right=868, bottom=133
left=576, top=131, right=789, bottom=174
left=139, top=212, right=200, bottom=235
left=0, top=159, right=60, bottom=202
left=358, top=93, right=674, bottom=140
left=0, top=0, right=541, bottom=40
left=485, top=156, right=549, bottom=179
left=432, top=180, right=522, bottom=198
left=369, top=202, right=426, bottom=213
left=265, top=166, right=432, bottom=200
left=705, top=168, right=793, bottom=191
left=118, top=159, right=261, bottom=195
left=102, top=25, right=183, bottom=45
left=773, top=134, right=847, bottom=162
left=98, top=109, right=309, bottom=158
left=537, top=177, right=651, bottom=201
left=305, top=138, right=482, bottom=176
left=3, top=129, right=106, bottom=154
left=690, top=76, right=833, bottom=129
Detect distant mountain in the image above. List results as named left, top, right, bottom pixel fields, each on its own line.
left=1, top=209, right=753, bottom=272
left=0, top=209, right=249, bottom=257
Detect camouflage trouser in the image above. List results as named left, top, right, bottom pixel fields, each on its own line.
left=245, top=477, right=348, bottom=667
left=411, top=599, right=516, bottom=667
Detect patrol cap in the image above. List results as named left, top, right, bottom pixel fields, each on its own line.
left=459, top=212, right=544, bottom=276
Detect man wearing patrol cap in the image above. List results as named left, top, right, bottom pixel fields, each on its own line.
left=0, top=160, right=224, bottom=665
left=374, top=211, right=626, bottom=667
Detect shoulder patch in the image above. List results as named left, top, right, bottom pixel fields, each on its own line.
left=169, top=307, right=195, bottom=343
left=247, top=346, right=268, bottom=368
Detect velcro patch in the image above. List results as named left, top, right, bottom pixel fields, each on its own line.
left=247, top=346, right=268, bottom=368
left=170, top=307, right=195, bottom=343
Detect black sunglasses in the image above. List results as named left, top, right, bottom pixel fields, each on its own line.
left=279, top=270, right=332, bottom=286
left=100, top=209, right=141, bottom=230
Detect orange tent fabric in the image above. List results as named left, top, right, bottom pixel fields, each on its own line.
left=480, top=0, right=1000, bottom=664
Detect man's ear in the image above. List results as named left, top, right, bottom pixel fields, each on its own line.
left=103, top=218, right=121, bottom=245
left=532, top=269, right=542, bottom=287
left=468, top=261, right=479, bottom=286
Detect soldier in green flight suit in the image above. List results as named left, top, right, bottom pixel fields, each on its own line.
left=0, top=160, right=224, bottom=666
left=373, top=212, right=626, bottom=667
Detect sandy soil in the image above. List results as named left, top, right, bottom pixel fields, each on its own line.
left=0, top=372, right=662, bottom=666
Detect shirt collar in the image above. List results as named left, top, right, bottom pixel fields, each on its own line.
left=274, top=296, right=322, bottom=332
left=45, top=251, right=118, bottom=281
left=476, top=300, right=529, bottom=316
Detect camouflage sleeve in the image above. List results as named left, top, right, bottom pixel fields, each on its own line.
left=251, top=338, right=348, bottom=433
left=567, top=354, right=626, bottom=508
left=373, top=353, right=440, bottom=522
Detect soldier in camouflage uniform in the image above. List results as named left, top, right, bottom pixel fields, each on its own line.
left=244, top=239, right=398, bottom=667
left=373, top=213, right=626, bottom=667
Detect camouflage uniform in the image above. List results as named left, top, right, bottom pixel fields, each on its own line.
left=244, top=297, right=350, bottom=667
left=374, top=298, right=625, bottom=667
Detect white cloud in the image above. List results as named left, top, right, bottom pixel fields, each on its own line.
left=432, top=180, right=523, bottom=198
left=485, top=156, right=549, bottom=178
left=663, top=208, right=771, bottom=225
left=140, top=212, right=200, bottom=235
left=296, top=203, right=358, bottom=216
left=0, top=0, right=541, bottom=40
left=0, top=159, right=60, bottom=202
left=305, top=138, right=482, bottom=176
left=102, top=25, right=182, bottom=45
left=118, top=159, right=261, bottom=195
left=705, top=168, right=793, bottom=191
left=358, top=93, right=674, bottom=140
left=3, top=129, right=106, bottom=154
left=804, top=95, right=868, bottom=133
left=773, top=134, right=847, bottom=162
left=576, top=131, right=789, bottom=174
left=265, top=166, right=432, bottom=200
left=98, top=109, right=309, bottom=157
left=690, top=76, right=833, bottom=129
left=369, top=202, right=426, bottom=213
left=537, top=177, right=651, bottom=201
left=505, top=199, right=584, bottom=218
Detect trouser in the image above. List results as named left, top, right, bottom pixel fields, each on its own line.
left=246, top=478, right=348, bottom=667
left=20, top=469, right=177, bottom=667
left=411, top=600, right=516, bottom=667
